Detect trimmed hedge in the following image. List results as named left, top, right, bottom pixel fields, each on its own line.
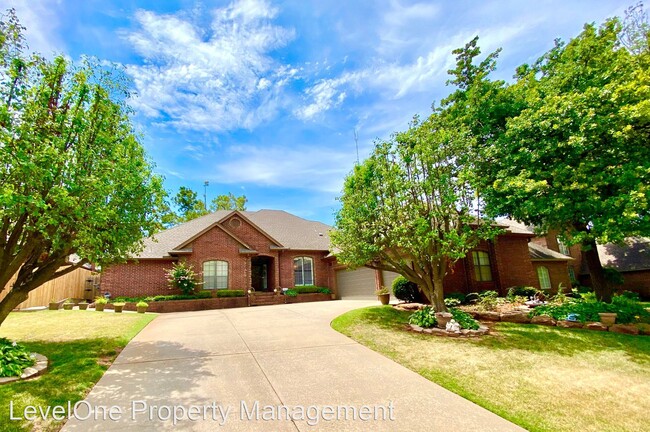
left=392, top=276, right=419, bottom=302
left=216, top=289, right=246, bottom=298
left=292, top=286, right=328, bottom=294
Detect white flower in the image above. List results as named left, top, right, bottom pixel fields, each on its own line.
left=12, top=341, right=17, bottom=347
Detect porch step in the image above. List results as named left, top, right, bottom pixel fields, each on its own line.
left=249, top=292, right=284, bottom=306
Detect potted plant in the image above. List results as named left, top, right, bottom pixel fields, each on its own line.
left=113, top=302, right=125, bottom=313
left=49, top=298, right=59, bottom=311
left=94, top=297, right=107, bottom=312
left=375, top=287, right=390, bottom=305
left=62, top=299, right=74, bottom=310
left=598, top=312, right=617, bottom=326
left=136, top=301, right=149, bottom=314
left=78, top=302, right=89, bottom=310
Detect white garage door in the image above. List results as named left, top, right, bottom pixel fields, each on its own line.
left=382, top=270, right=401, bottom=291
left=336, top=267, right=377, bottom=299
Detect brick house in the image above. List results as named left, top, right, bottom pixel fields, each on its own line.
left=101, top=211, right=572, bottom=300
left=101, top=210, right=335, bottom=298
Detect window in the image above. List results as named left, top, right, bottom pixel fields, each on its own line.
left=203, top=260, right=228, bottom=289
left=294, top=257, right=314, bottom=286
left=557, top=237, right=570, bottom=256
left=537, top=266, right=552, bottom=290
left=568, top=266, right=576, bottom=282
left=472, top=251, right=492, bottom=282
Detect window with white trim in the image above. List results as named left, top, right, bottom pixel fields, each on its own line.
left=472, top=251, right=493, bottom=282
left=203, top=260, right=228, bottom=289
left=557, top=237, right=570, bottom=256
left=568, top=266, right=576, bottom=282
left=293, top=257, right=314, bottom=286
left=537, top=266, right=552, bottom=290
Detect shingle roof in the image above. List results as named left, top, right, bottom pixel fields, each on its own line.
left=497, top=218, right=536, bottom=235
left=528, top=242, right=573, bottom=261
left=136, top=210, right=331, bottom=259
left=594, top=237, right=650, bottom=272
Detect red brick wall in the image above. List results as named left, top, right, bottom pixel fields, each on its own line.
left=494, top=235, right=538, bottom=291
left=278, top=250, right=333, bottom=288
left=581, top=270, right=650, bottom=300
left=532, top=261, right=572, bottom=293
left=101, top=259, right=175, bottom=298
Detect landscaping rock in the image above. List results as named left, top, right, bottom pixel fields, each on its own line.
left=465, top=310, right=479, bottom=319
left=478, top=326, right=489, bottom=335
left=609, top=324, right=640, bottom=335
left=636, top=323, right=650, bottom=335
left=531, top=315, right=556, bottom=326
left=557, top=320, right=584, bottom=329
left=410, top=325, right=424, bottom=333
left=476, top=311, right=501, bottom=321
left=585, top=322, right=608, bottom=331
left=500, top=311, right=531, bottom=323
left=394, top=303, right=423, bottom=311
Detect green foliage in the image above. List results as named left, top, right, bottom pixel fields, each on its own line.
left=164, top=261, right=199, bottom=295
left=211, top=193, right=247, bottom=211
left=449, top=308, right=480, bottom=330
left=136, top=301, right=148, bottom=308
left=149, top=291, right=212, bottom=302
left=0, top=338, right=35, bottom=377
left=603, top=268, right=625, bottom=286
left=408, top=306, right=437, bottom=328
left=622, top=290, right=641, bottom=301
left=530, top=295, right=650, bottom=324
left=215, top=289, right=246, bottom=298
left=478, top=290, right=499, bottom=310
left=285, top=289, right=298, bottom=297
left=392, top=276, right=419, bottom=302
left=0, top=10, right=165, bottom=325
left=112, top=302, right=125, bottom=307
left=332, top=111, right=501, bottom=313
left=445, top=292, right=467, bottom=303
left=94, top=297, right=108, bottom=305
left=318, top=288, right=331, bottom=294
left=444, top=298, right=461, bottom=308
left=292, top=286, right=328, bottom=294
left=507, top=286, right=540, bottom=299
left=375, top=287, right=390, bottom=295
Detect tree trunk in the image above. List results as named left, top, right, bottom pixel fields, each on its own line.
left=0, top=289, right=29, bottom=327
left=431, top=276, right=447, bottom=312
left=582, top=239, right=612, bottom=303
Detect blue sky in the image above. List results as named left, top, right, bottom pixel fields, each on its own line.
left=2, top=0, right=629, bottom=224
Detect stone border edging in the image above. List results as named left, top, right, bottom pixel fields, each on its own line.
left=0, top=353, right=48, bottom=385
left=408, top=323, right=490, bottom=337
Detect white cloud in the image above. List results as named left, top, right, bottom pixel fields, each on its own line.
left=0, top=0, right=63, bottom=55
left=123, top=0, right=295, bottom=132
left=214, top=144, right=354, bottom=193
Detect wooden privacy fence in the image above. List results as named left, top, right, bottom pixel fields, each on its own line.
left=0, top=267, right=96, bottom=309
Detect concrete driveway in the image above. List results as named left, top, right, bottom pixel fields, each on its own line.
left=62, top=300, right=523, bottom=431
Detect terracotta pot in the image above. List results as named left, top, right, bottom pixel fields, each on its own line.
left=137, top=306, right=148, bottom=314
left=114, top=305, right=124, bottom=313
left=95, top=303, right=105, bottom=312
left=78, top=303, right=88, bottom=310
left=435, top=312, right=453, bottom=329
left=378, top=293, right=390, bottom=305
left=598, top=312, right=617, bottom=326
left=63, top=303, right=73, bottom=310
left=49, top=302, right=59, bottom=311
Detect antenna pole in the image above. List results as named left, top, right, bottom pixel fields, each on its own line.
left=203, top=181, right=209, bottom=209
left=354, top=129, right=360, bottom=165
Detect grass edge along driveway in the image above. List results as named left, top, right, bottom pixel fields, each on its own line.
left=0, top=310, right=156, bottom=432
left=331, top=306, right=650, bottom=432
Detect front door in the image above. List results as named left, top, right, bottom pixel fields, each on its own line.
left=251, top=256, right=274, bottom=292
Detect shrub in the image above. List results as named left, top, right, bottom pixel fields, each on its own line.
left=136, top=301, right=148, bottom=308
left=318, top=288, right=331, bottom=294
left=392, top=276, right=419, bottom=302
left=449, top=308, right=480, bottom=330
left=445, top=292, right=466, bottom=304
left=0, top=338, right=35, bottom=377
left=149, top=291, right=212, bottom=302
left=409, top=306, right=437, bottom=328
left=621, top=290, right=640, bottom=301
left=507, top=286, right=539, bottom=299
left=215, top=290, right=246, bottom=298
left=478, top=290, right=499, bottom=311
left=285, top=289, right=298, bottom=297
left=293, top=286, right=326, bottom=294
left=465, top=292, right=480, bottom=303
left=529, top=295, right=650, bottom=324
left=444, top=298, right=461, bottom=307
left=164, top=261, right=200, bottom=295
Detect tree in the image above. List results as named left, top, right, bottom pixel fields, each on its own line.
left=332, top=114, right=498, bottom=312
left=470, top=19, right=650, bottom=302
left=0, top=10, right=164, bottom=325
left=211, top=193, right=247, bottom=211
left=172, top=186, right=208, bottom=222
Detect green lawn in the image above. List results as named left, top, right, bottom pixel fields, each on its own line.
left=0, top=310, right=156, bottom=432
left=332, top=306, right=650, bottom=432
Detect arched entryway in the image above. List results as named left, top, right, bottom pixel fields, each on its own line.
left=251, top=256, right=274, bottom=292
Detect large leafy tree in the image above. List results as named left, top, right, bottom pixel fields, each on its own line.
left=332, top=114, right=497, bottom=312
left=470, top=19, right=650, bottom=302
left=0, top=10, right=164, bottom=325
left=172, top=186, right=208, bottom=222
left=211, top=192, right=247, bottom=211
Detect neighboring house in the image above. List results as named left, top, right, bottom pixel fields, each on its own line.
left=102, top=211, right=573, bottom=301
left=101, top=210, right=335, bottom=298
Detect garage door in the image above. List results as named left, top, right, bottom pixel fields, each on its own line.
left=336, top=267, right=377, bottom=299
